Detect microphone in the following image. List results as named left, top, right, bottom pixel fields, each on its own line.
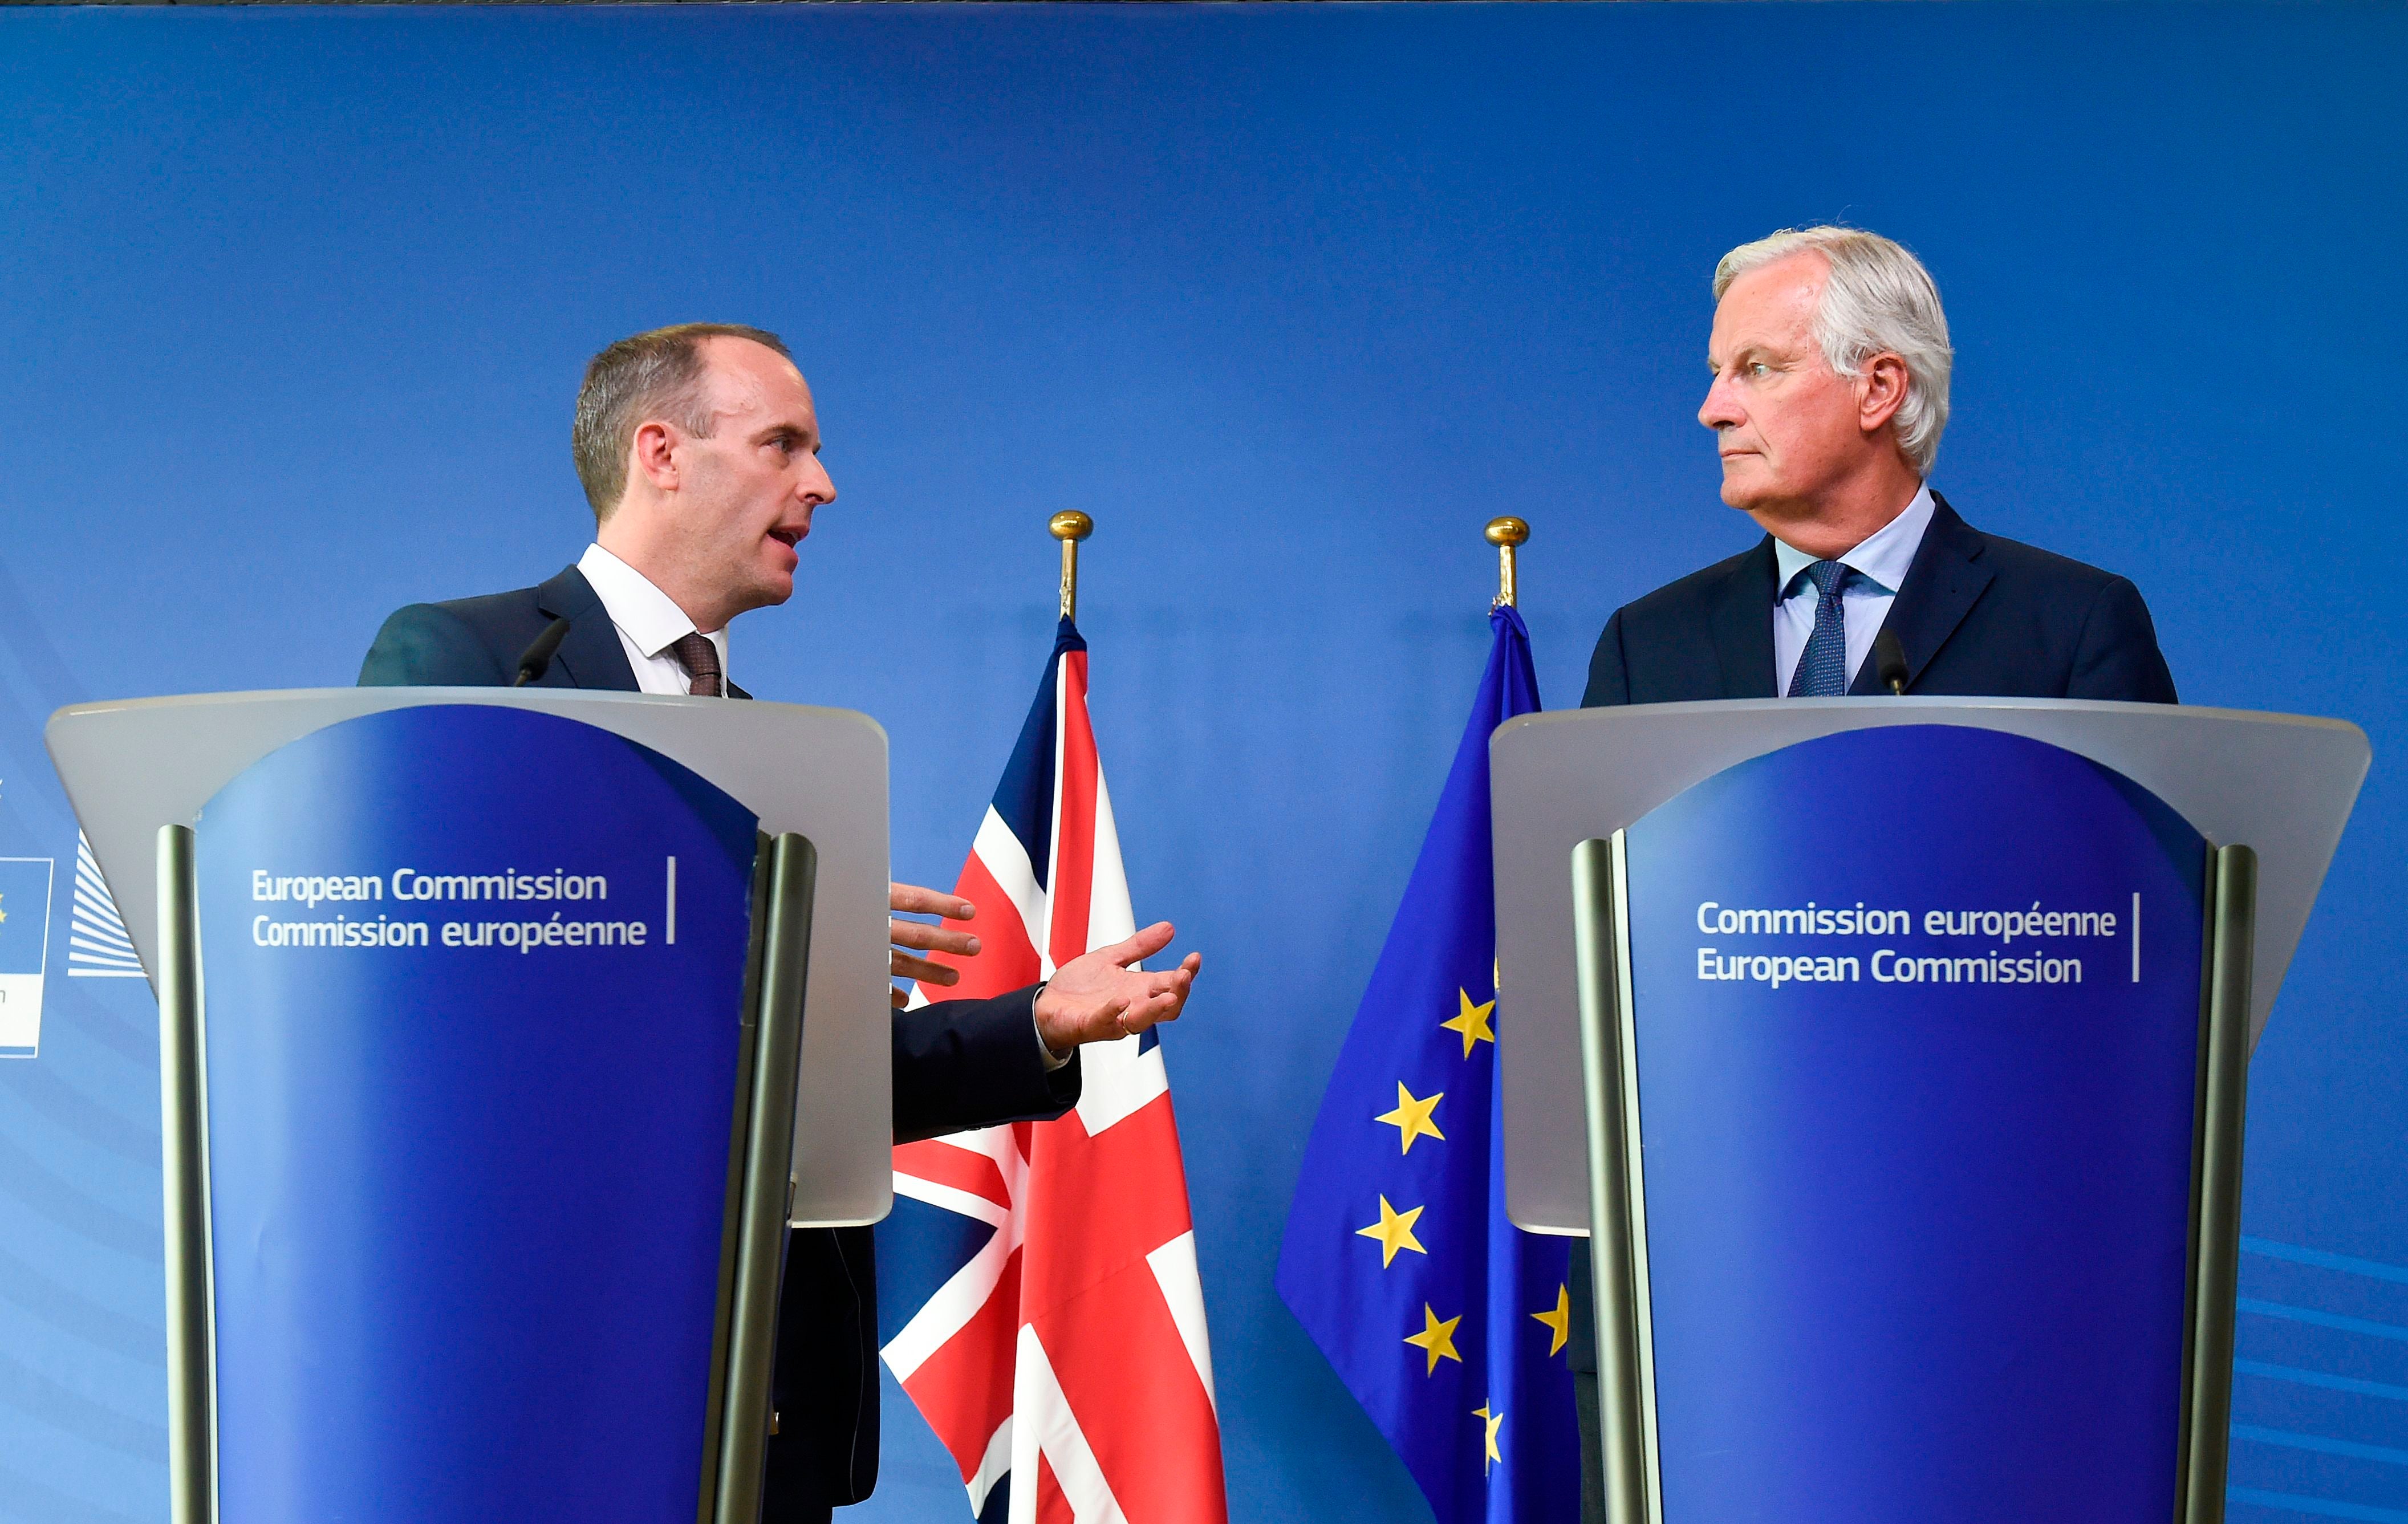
left=1873, top=629, right=1909, bottom=696
left=513, top=617, right=572, bottom=687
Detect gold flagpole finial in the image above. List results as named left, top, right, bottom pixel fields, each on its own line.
left=1485, top=517, right=1529, bottom=608
left=1049, top=511, right=1094, bottom=620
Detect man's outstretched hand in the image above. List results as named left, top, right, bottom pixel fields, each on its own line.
left=890, top=881, right=979, bottom=1010
left=1034, top=922, right=1202, bottom=1056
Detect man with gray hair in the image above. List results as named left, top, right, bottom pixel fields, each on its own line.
left=1582, top=226, right=2177, bottom=705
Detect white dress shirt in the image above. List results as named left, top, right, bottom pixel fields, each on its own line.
left=1771, top=483, right=1936, bottom=696
left=576, top=543, right=1070, bottom=1068
left=576, top=543, right=729, bottom=696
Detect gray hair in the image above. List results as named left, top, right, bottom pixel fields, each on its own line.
left=571, top=322, right=793, bottom=519
left=1713, top=227, right=1953, bottom=476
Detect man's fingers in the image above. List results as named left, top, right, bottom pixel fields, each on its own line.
left=890, top=919, right=980, bottom=957
left=891, top=952, right=959, bottom=986
left=889, top=985, right=907, bottom=1009
left=1096, top=920, right=1176, bottom=968
left=890, top=881, right=975, bottom=921
left=1140, top=955, right=1200, bottom=999
left=1119, top=991, right=1181, bottom=1033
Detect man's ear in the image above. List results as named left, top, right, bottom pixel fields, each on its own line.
left=628, top=420, right=680, bottom=493
left=1858, top=352, right=1911, bottom=436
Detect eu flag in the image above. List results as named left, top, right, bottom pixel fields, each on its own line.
left=1277, top=604, right=1579, bottom=1523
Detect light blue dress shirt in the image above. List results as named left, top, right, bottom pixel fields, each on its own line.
left=1771, top=483, right=1936, bottom=696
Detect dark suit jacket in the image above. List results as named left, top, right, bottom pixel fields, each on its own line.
left=1580, top=493, right=2178, bottom=706
left=361, top=564, right=1078, bottom=1518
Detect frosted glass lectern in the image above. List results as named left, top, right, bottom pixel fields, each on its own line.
left=1491, top=698, right=2368, bottom=1524
left=46, top=688, right=896, bottom=1524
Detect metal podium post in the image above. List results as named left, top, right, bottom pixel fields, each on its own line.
left=710, top=833, right=815, bottom=1524
left=1572, top=833, right=1655, bottom=1524
left=157, top=824, right=216, bottom=1524
left=2180, top=844, right=2258, bottom=1524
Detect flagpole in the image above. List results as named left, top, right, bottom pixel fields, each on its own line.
left=1050, top=511, right=1093, bottom=620
left=1486, top=516, right=1529, bottom=608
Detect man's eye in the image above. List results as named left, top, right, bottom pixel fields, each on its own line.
left=1749, top=362, right=1771, bottom=378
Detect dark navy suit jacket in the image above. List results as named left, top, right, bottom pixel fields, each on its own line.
left=361, top=563, right=1079, bottom=1519
left=1581, top=494, right=2178, bottom=706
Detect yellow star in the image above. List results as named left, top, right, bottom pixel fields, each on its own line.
left=1374, top=1082, right=1445, bottom=1154
left=1439, top=987, right=1496, bottom=1059
left=1403, top=1302, right=1463, bottom=1375
left=1532, top=1283, right=1572, bottom=1357
left=1355, top=1196, right=1427, bottom=1267
left=1473, top=1403, right=1504, bottom=1472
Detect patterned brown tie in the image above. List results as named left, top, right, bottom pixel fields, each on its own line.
left=666, top=632, right=724, bottom=697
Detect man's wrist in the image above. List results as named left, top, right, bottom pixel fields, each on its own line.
left=1032, top=981, right=1071, bottom=1070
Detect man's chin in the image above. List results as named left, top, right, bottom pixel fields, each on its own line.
left=1719, top=475, right=1769, bottom=511
left=741, top=570, right=796, bottom=613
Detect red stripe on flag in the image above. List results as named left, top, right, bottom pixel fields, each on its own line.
left=892, top=1139, right=1014, bottom=1214
left=1049, top=650, right=1098, bottom=969
left=1021, top=1093, right=1197, bottom=1316
left=898, top=1247, right=1025, bottom=1481
left=922, top=847, right=1043, bottom=1003
left=1029, top=1261, right=1228, bottom=1524
left=1036, top=1452, right=1077, bottom=1524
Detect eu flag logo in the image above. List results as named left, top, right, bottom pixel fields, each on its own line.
left=1277, top=606, right=1580, bottom=1524
left=0, top=856, right=56, bottom=1057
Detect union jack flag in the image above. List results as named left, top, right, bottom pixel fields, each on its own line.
left=878, top=617, right=1228, bottom=1524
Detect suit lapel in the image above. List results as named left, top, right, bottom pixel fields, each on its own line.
left=1850, top=493, right=1993, bottom=695
left=533, top=566, right=642, bottom=693
left=1705, top=538, right=1781, bottom=698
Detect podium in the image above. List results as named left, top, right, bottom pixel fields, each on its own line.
left=46, top=688, right=896, bottom=1524
left=1491, top=698, right=2369, bottom=1524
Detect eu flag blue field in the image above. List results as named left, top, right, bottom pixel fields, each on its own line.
left=1277, top=604, right=1580, bottom=1524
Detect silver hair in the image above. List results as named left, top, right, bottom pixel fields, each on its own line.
left=1713, top=227, right=1953, bottom=476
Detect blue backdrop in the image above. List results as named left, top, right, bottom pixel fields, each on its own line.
left=1, top=6, right=2403, bottom=1522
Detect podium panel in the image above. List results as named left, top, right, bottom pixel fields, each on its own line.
left=1492, top=698, right=2368, bottom=1523
left=1619, top=725, right=2206, bottom=1522
left=47, top=685, right=895, bottom=1228
left=193, top=705, right=759, bottom=1521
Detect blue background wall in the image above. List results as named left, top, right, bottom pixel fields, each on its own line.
left=2, top=5, right=2403, bottom=1521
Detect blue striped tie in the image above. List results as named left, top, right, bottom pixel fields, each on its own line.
left=1788, top=559, right=1852, bottom=697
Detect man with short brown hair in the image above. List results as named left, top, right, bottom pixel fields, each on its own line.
left=363, top=323, right=1201, bottom=1521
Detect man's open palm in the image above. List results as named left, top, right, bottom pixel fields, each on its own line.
left=1034, top=922, right=1202, bottom=1055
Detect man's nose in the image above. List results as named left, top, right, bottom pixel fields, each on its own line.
left=801, top=457, right=836, bottom=507
left=1699, top=375, right=1743, bottom=433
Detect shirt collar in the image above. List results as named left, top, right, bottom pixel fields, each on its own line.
left=1771, top=482, right=1936, bottom=599
left=576, top=542, right=729, bottom=669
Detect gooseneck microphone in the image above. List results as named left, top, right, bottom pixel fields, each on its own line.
left=1873, top=629, right=1909, bottom=696
left=513, top=617, right=572, bottom=687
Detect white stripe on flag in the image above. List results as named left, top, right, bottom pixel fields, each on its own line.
left=1085, top=767, right=1135, bottom=954
left=891, top=1172, right=1011, bottom=1230
left=1073, top=1031, right=1171, bottom=1135
left=1042, top=658, right=1071, bottom=969
left=880, top=1197, right=1018, bottom=1381
left=883, top=1131, right=1028, bottom=1380
left=1010, top=1325, right=1129, bottom=1524
left=972, top=805, right=1050, bottom=973
left=1145, top=1232, right=1219, bottom=1416
left=966, top=1416, right=1013, bottom=1517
